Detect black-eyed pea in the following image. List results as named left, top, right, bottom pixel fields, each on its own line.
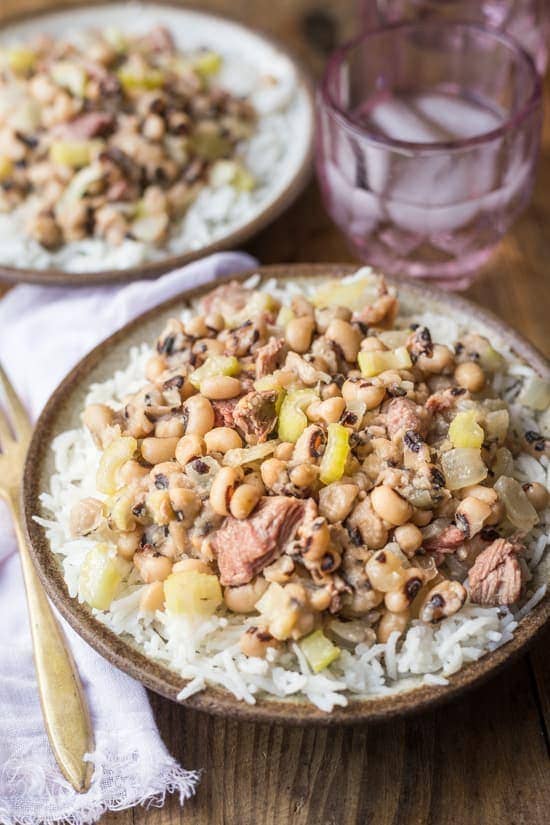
left=315, top=305, right=351, bottom=333
left=229, top=483, right=262, bottom=519
left=286, top=316, right=315, bottom=354
left=196, top=338, right=225, bottom=357
left=273, top=441, right=294, bottom=461
left=325, top=319, right=361, bottom=362
left=149, top=461, right=180, bottom=486
left=360, top=336, right=386, bottom=353
left=342, top=378, right=385, bottom=410
left=172, top=558, right=211, bottom=574
left=290, top=611, right=316, bottom=640
left=301, top=518, right=331, bottom=562
left=134, top=549, right=173, bottom=583
left=420, top=580, right=466, bottom=622
left=147, top=489, right=174, bottom=525
left=139, top=581, right=165, bottom=612
left=204, top=427, right=243, bottom=453
left=320, top=382, right=342, bottom=400
left=168, top=521, right=190, bottom=555
left=289, top=463, right=318, bottom=489
left=116, top=530, right=142, bottom=560
left=291, top=294, right=315, bottom=318
left=377, top=609, right=409, bottom=643
left=204, top=312, right=225, bottom=332
left=454, top=361, right=485, bottom=392
left=224, top=578, right=269, bottom=613
left=366, top=549, right=406, bottom=592
left=522, top=481, right=549, bottom=511
left=314, top=396, right=346, bottom=424
left=168, top=487, right=201, bottom=526
left=200, top=375, right=241, bottom=400
left=455, top=495, right=492, bottom=537
left=145, top=354, right=167, bottom=382
left=239, top=626, right=279, bottom=657
left=210, top=466, right=242, bottom=516
left=243, top=471, right=266, bottom=496
left=308, top=585, right=332, bottom=612
left=263, top=556, right=295, bottom=584
left=260, top=458, right=287, bottom=489
left=141, top=436, right=179, bottom=465
left=384, top=568, right=425, bottom=613
left=184, top=394, right=214, bottom=436
left=412, top=508, right=433, bottom=527
left=155, top=417, right=186, bottom=438
left=370, top=485, right=412, bottom=526
left=185, top=315, right=208, bottom=338
left=118, top=460, right=150, bottom=486
left=82, top=403, right=115, bottom=447
left=393, top=522, right=423, bottom=557
left=175, top=433, right=205, bottom=466
left=416, top=344, right=455, bottom=375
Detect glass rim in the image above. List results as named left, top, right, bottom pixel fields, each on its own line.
left=320, top=19, right=543, bottom=153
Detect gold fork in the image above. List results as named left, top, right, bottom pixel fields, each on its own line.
left=0, top=363, right=94, bottom=793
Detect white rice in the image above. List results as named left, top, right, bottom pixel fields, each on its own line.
left=0, top=13, right=307, bottom=273
left=36, top=269, right=550, bottom=711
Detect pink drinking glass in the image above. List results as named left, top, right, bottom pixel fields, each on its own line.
left=363, top=0, right=549, bottom=74
left=316, top=21, right=542, bottom=289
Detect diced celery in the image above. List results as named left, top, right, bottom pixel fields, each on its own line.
left=50, top=140, right=101, bottom=168
left=193, top=50, right=222, bottom=77
left=441, top=448, right=487, bottom=491
left=7, top=46, right=36, bottom=74
left=449, top=410, right=484, bottom=449
left=0, top=156, right=13, bottom=182
left=358, top=346, right=412, bottom=377
left=299, top=629, right=341, bottom=672
left=278, top=389, right=318, bottom=442
left=164, top=570, right=222, bottom=616
left=311, top=273, right=382, bottom=311
left=319, top=423, right=350, bottom=485
left=118, top=66, right=165, bottom=91
left=79, top=543, right=124, bottom=610
left=50, top=61, right=87, bottom=97
left=255, top=582, right=299, bottom=640
left=96, top=436, right=137, bottom=495
left=189, top=354, right=241, bottom=389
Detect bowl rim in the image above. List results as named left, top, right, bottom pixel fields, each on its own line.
left=23, top=262, right=550, bottom=726
left=0, top=0, right=315, bottom=287
left=320, top=19, right=543, bottom=154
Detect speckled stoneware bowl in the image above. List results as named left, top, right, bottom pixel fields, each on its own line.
left=0, top=2, right=314, bottom=287
left=23, top=264, right=550, bottom=725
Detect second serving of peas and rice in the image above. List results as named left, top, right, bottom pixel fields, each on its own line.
left=36, top=268, right=550, bottom=711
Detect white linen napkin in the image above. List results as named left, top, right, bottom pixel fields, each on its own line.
left=0, top=251, right=257, bottom=825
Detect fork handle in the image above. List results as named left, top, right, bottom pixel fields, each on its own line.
left=12, top=493, right=94, bottom=793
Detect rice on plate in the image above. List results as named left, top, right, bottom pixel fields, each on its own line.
left=35, top=268, right=550, bottom=712
left=0, top=3, right=311, bottom=274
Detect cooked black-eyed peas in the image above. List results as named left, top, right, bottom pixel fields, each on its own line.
left=78, top=274, right=545, bottom=659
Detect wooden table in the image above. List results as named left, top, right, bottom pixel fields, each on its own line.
left=2, top=2, right=549, bottom=823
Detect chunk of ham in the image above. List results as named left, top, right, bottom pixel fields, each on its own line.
left=212, top=496, right=305, bottom=585
left=384, top=397, right=431, bottom=440
left=233, top=390, right=278, bottom=445
left=255, top=337, right=286, bottom=379
left=468, top=538, right=525, bottom=606
left=211, top=398, right=239, bottom=428
left=55, top=111, right=116, bottom=139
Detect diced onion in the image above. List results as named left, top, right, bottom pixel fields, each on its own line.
left=441, top=448, right=487, bottom=490
left=494, top=476, right=539, bottom=531
left=223, top=441, right=278, bottom=467
left=518, top=375, right=550, bottom=411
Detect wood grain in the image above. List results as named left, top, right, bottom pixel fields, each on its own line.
left=0, top=1, right=548, bottom=823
